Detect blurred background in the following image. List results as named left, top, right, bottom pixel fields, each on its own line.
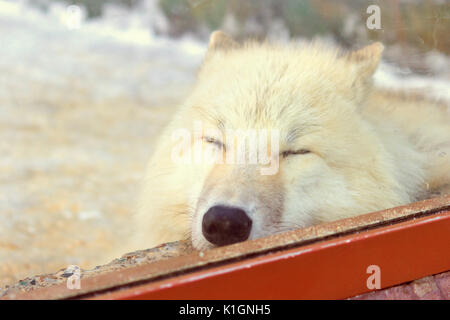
left=0, top=0, right=449, bottom=288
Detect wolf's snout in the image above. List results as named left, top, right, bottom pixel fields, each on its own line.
left=202, top=205, right=252, bottom=246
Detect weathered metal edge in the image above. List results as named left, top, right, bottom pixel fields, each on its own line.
left=90, top=211, right=450, bottom=299
left=2, top=195, right=449, bottom=300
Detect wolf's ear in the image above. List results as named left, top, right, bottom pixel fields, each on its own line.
left=345, top=42, right=383, bottom=102
left=348, top=42, right=384, bottom=79
left=208, top=31, right=240, bottom=51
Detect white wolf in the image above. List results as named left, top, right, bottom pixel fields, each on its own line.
left=118, top=31, right=449, bottom=255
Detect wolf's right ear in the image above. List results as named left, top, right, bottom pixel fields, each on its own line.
left=207, top=31, right=240, bottom=51
left=345, top=42, right=383, bottom=103
left=348, top=42, right=384, bottom=80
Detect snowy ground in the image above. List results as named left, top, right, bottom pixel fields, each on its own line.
left=0, top=0, right=448, bottom=288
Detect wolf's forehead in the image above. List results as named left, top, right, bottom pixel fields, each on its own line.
left=192, top=47, right=332, bottom=135
left=193, top=102, right=314, bottom=145
left=211, top=89, right=320, bottom=131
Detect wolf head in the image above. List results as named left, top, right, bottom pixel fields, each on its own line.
left=165, top=32, right=424, bottom=250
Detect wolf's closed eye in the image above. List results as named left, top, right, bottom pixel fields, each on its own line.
left=281, top=149, right=311, bottom=158
left=203, top=136, right=224, bottom=150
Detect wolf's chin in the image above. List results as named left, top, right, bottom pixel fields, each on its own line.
left=192, top=237, right=216, bottom=251
left=191, top=227, right=216, bottom=250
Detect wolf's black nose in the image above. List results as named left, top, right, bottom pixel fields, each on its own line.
left=202, top=205, right=252, bottom=246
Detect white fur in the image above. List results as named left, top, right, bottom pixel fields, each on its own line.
left=113, top=33, right=449, bottom=255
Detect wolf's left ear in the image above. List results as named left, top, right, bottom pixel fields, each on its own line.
left=208, top=30, right=240, bottom=51
left=348, top=42, right=384, bottom=80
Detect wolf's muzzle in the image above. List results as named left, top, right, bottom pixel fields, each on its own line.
left=202, top=205, right=252, bottom=246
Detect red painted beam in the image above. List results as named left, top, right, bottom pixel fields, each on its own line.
left=92, top=209, right=450, bottom=300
